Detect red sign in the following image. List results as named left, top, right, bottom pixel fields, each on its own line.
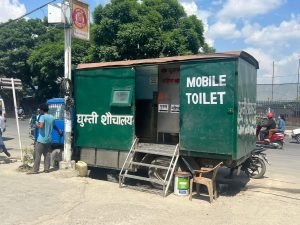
left=72, top=8, right=87, bottom=29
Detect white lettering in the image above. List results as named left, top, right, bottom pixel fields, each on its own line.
left=186, top=75, right=227, bottom=87
left=210, top=92, right=217, bottom=104
left=187, top=77, right=195, bottom=87
left=218, top=92, right=226, bottom=104
left=202, top=76, right=208, bottom=87
left=186, top=93, right=192, bottom=104
left=192, top=93, right=198, bottom=104
left=101, top=112, right=134, bottom=126
left=77, top=112, right=99, bottom=127
left=186, top=92, right=226, bottom=105
left=219, top=75, right=226, bottom=86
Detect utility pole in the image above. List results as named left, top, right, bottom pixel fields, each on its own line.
left=272, top=61, right=274, bottom=101
left=297, top=59, right=300, bottom=122
left=59, top=0, right=73, bottom=169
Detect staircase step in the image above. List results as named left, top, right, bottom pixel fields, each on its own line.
left=134, top=149, right=174, bottom=157
left=131, top=161, right=170, bottom=170
left=121, top=174, right=165, bottom=185
left=135, top=143, right=177, bottom=157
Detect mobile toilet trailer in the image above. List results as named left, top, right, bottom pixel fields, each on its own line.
left=74, top=51, right=259, bottom=194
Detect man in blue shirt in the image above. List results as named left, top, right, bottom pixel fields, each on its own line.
left=277, top=114, right=286, bottom=133
left=27, top=104, right=62, bottom=174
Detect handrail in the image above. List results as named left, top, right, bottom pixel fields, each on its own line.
left=119, top=137, right=138, bottom=177
left=164, top=144, right=179, bottom=197
left=163, top=144, right=179, bottom=183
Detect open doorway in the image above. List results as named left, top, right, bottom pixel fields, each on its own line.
left=135, top=64, right=180, bottom=145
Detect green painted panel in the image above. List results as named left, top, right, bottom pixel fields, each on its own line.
left=236, top=58, right=257, bottom=159
left=74, top=67, right=135, bottom=151
left=180, top=59, right=236, bottom=156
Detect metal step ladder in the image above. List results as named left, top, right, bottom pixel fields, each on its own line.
left=119, top=138, right=180, bottom=197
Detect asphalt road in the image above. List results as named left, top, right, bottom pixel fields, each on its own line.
left=3, top=117, right=33, bottom=158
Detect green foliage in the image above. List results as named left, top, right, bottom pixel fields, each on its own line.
left=0, top=0, right=214, bottom=100
left=91, top=0, right=214, bottom=61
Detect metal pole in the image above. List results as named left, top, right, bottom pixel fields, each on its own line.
left=11, top=78, right=23, bottom=161
left=272, top=61, right=274, bottom=101
left=297, top=59, right=300, bottom=123
left=60, top=0, right=72, bottom=169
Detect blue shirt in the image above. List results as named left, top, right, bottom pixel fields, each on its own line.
left=37, top=114, right=55, bottom=144
left=277, top=118, right=285, bottom=132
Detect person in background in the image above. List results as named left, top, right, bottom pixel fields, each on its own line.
left=27, top=104, right=62, bottom=174
left=277, top=114, right=286, bottom=133
left=0, top=110, right=10, bottom=157
left=261, top=112, right=276, bottom=140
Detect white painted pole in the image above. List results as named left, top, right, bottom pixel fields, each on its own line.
left=61, top=0, right=72, bottom=169
left=11, top=78, right=23, bottom=161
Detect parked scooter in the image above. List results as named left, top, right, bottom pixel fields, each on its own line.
left=242, top=147, right=269, bottom=179
left=291, top=128, right=300, bottom=144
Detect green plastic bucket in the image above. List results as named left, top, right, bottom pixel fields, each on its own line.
left=174, top=172, right=191, bottom=196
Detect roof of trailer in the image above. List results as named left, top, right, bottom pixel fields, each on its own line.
left=77, top=51, right=259, bottom=70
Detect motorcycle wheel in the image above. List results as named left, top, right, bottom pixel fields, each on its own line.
left=274, top=140, right=283, bottom=149
left=296, top=134, right=300, bottom=144
left=245, top=157, right=266, bottom=179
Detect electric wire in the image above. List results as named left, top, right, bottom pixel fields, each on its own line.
left=0, top=0, right=58, bottom=28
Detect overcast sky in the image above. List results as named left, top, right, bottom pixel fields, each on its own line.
left=1, top=0, right=300, bottom=84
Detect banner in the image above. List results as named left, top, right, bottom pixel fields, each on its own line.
left=72, top=0, right=89, bottom=41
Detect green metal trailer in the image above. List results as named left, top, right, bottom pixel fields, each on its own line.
left=74, top=51, right=258, bottom=179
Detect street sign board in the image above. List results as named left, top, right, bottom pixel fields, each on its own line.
left=72, top=0, right=90, bottom=41
left=1, top=86, right=22, bottom=90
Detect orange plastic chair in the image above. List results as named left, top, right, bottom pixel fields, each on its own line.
left=189, top=162, right=223, bottom=203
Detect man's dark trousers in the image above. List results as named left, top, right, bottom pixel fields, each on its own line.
left=33, top=142, right=51, bottom=172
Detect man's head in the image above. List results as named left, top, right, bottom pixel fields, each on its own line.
left=267, top=112, right=273, bottom=118
left=39, top=103, right=49, bottom=113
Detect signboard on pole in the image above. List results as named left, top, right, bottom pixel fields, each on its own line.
left=72, top=0, right=89, bottom=41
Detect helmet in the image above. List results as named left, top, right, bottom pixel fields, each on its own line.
left=267, top=112, right=273, bottom=118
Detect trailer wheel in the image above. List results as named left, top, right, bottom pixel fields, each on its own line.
left=148, top=156, right=176, bottom=189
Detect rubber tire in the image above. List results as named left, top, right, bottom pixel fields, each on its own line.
left=275, top=140, right=283, bottom=149
left=50, top=149, right=62, bottom=168
left=148, top=156, right=174, bottom=189
left=296, top=135, right=300, bottom=144
left=246, top=157, right=266, bottom=179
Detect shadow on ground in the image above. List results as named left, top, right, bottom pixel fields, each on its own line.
left=3, top=137, right=14, bottom=141
left=88, top=166, right=251, bottom=201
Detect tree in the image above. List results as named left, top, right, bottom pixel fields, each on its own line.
left=28, top=38, right=90, bottom=100
left=91, top=0, right=214, bottom=61
left=0, top=18, right=63, bottom=92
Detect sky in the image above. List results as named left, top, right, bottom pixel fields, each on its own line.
left=1, top=0, right=300, bottom=85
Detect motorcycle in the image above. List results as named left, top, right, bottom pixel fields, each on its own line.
left=256, top=126, right=284, bottom=149
left=291, top=128, right=300, bottom=144
left=17, top=107, right=26, bottom=120
left=242, top=147, right=269, bottom=179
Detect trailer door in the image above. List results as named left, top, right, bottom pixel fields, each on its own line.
left=75, top=67, right=135, bottom=151
left=180, top=60, right=236, bottom=156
